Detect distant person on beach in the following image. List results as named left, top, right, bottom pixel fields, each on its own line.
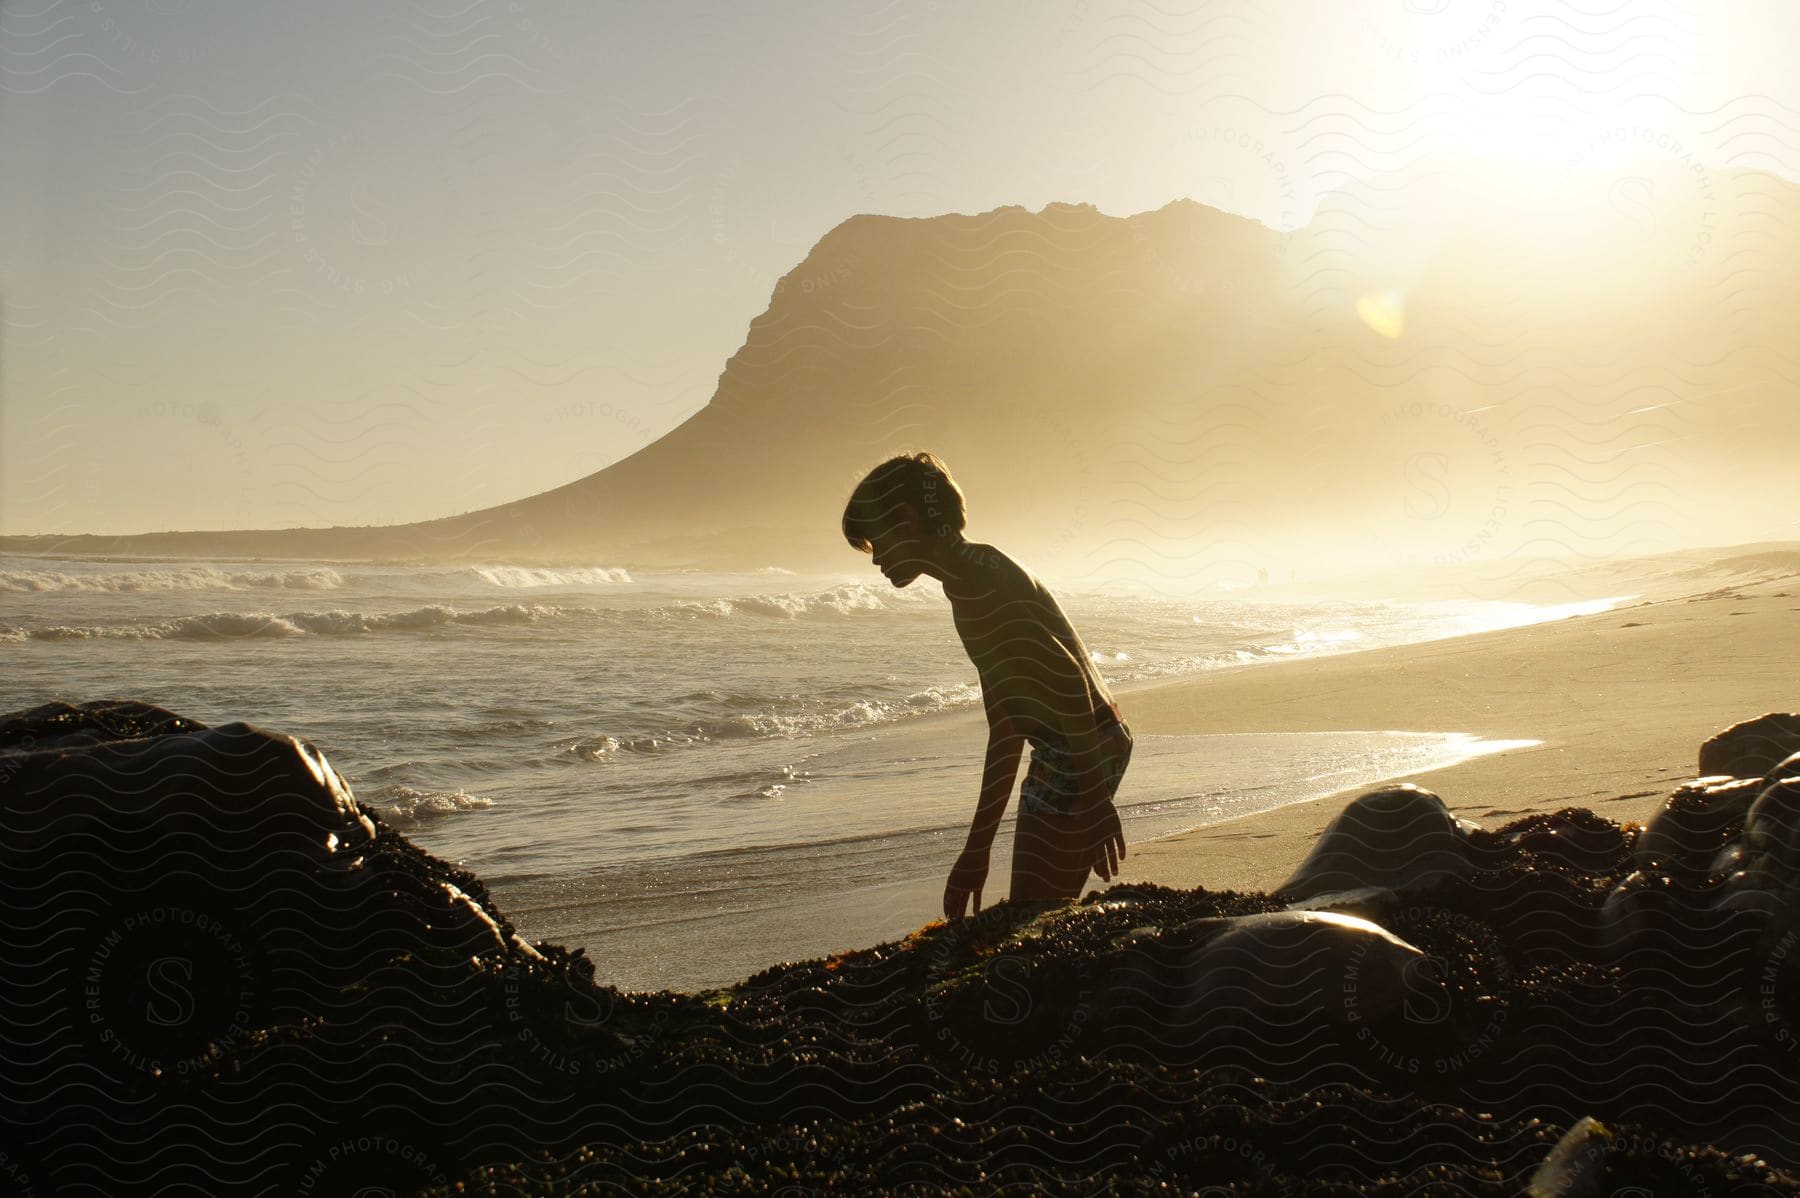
left=842, top=452, right=1133, bottom=919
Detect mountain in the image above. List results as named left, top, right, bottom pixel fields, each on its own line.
left=8, top=157, right=1798, bottom=587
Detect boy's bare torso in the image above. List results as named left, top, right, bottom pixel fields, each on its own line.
left=943, top=543, right=1118, bottom=745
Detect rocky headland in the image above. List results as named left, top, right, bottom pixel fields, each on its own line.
left=6, top=699, right=1800, bottom=1195
left=8, top=162, right=1797, bottom=578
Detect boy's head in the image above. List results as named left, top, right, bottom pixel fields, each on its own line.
left=842, top=452, right=968, bottom=583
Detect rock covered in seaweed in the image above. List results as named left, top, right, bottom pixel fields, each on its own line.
left=1599, top=776, right=1762, bottom=948
left=1632, top=775, right=1760, bottom=876
left=1603, top=761, right=1800, bottom=929
left=0, top=700, right=541, bottom=979
left=434, top=1067, right=1795, bottom=1197
left=0, top=700, right=597, bottom=1194
left=0, top=697, right=206, bottom=753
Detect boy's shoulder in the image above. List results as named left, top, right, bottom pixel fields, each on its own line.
left=954, top=539, right=1015, bottom=570
left=948, top=542, right=1047, bottom=602
left=952, top=541, right=1025, bottom=581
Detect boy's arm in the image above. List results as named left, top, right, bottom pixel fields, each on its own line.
left=965, top=716, right=1027, bottom=853
left=944, top=697, right=1026, bottom=919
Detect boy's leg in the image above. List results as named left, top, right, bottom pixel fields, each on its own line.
left=1010, top=809, right=1092, bottom=901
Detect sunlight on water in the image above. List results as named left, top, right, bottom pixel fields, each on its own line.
left=1449, top=595, right=1635, bottom=636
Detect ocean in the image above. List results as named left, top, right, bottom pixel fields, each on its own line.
left=0, top=555, right=1613, bottom=989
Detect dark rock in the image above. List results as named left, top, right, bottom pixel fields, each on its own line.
left=1107, top=909, right=1435, bottom=1030
left=1527, top=1115, right=1611, bottom=1197
left=1698, top=712, right=1800, bottom=779
left=1741, top=777, right=1800, bottom=892
left=1598, top=868, right=1680, bottom=952
left=1277, top=783, right=1478, bottom=902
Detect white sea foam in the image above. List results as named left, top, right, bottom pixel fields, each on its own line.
left=709, top=682, right=987, bottom=737
left=10, top=603, right=566, bottom=642
left=561, top=681, right=987, bottom=753
left=677, top=582, right=924, bottom=619
left=0, top=566, right=345, bottom=593
left=1, top=580, right=935, bottom=644
left=466, top=565, right=631, bottom=588
left=29, top=611, right=310, bottom=641
left=371, top=784, right=495, bottom=823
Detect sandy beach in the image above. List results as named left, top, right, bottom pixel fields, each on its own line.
left=1118, top=570, right=1799, bottom=896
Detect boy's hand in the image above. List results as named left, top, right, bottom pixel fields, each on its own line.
left=1081, top=800, right=1127, bottom=882
left=944, top=845, right=989, bottom=919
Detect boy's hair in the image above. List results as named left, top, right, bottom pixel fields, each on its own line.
left=842, top=451, right=968, bottom=552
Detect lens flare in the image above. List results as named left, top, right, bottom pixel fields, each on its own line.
left=1356, top=289, right=1407, bottom=339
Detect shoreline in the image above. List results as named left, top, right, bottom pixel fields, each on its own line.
left=1114, top=571, right=1799, bottom=895
left=494, top=570, right=1796, bottom=990
left=494, top=727, right=1528, bottom=992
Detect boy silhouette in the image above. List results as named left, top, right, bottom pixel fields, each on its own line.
left=842, top=452, right=1132, bottom=919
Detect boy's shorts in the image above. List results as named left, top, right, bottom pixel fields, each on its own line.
left=1017, top=706, right=1132, bottom=820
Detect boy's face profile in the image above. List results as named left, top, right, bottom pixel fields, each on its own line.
left=867, top=507, right=929, bottom=588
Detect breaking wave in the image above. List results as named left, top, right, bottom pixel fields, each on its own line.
left=0, top=566, right=345, bottom=593
left=4, top=603, right=567, bottom=642
left=675, top=583, right=931, bottom=619
left=0, top=581, right=938, bottom=645
left=367, top=784, right=495, bottom=824
left=465, top=566, right=631, bottom=588
left=559, top=681, right=986, bottom=758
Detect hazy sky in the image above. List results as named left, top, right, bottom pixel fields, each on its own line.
left=3, top=0, right=1797, bottom=535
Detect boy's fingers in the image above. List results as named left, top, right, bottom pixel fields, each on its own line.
left=973, top=888, right=981, bottom=912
